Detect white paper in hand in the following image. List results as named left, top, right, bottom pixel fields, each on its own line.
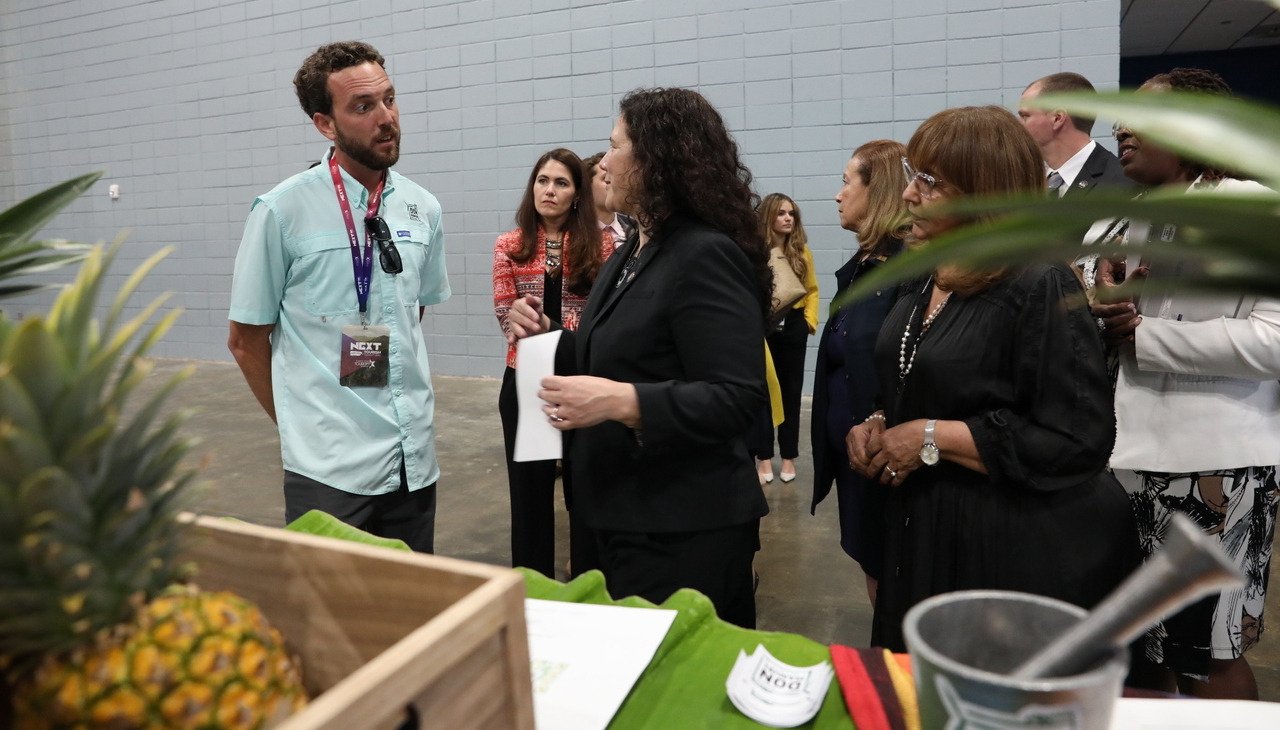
left=726, top=645, right=833, bottom=728
left=514, top=330, right=563, bottom=462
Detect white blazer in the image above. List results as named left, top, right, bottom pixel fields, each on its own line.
left=1111, top=178, right=1280, bottom=472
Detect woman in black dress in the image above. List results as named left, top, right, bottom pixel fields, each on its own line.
left=847, top=106, right=1140, bottom=651
left=810, top=139, right=910, bottom=603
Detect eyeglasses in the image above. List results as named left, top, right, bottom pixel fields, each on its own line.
left=365, top=216, right=403, bottom=274
left=902, top=157, right=944, bottom=199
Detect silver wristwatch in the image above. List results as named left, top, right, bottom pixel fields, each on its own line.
left=919, top=419, right=940, bottom=466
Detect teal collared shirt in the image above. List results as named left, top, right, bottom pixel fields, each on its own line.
left=229, top=153, right=450, bottom=495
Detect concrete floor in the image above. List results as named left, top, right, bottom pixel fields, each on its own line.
left=146, top=358, right=1279, bottom=701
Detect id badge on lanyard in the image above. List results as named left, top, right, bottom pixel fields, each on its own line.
left=330, top=154, right=391, bottom=388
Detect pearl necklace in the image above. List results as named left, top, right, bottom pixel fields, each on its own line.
left=898, top=279, right=952, bottom=385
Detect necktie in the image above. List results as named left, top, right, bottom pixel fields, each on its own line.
left=1047, top=171, right=1065, bottom=198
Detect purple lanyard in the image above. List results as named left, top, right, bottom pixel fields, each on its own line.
left=328, top=155, right=385, bottom=316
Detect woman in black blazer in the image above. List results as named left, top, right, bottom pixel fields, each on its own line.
left=809, top=140, right=911, bottom=604
left=508, top=87, right=772, bottom=628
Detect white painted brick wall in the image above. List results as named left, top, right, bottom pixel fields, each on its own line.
left=0, top=0, right=1120, bottom=386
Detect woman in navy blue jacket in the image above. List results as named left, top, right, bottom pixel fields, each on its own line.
left=810, top=140, right=911, bottom=602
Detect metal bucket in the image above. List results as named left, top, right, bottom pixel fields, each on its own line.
left=904, top=590, right=1128, bottom=730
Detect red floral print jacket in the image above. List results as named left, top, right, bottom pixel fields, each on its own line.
left=492, top=227, right=616, bottom=368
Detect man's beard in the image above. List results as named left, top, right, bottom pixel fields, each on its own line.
left=335, top=123, right=400, bottom=171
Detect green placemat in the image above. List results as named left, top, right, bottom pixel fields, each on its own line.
left=521, top=569, right=855, bottom=729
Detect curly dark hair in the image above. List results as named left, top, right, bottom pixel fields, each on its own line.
left=1141, top=68, right=1234, bottom=180
left=1148, top=67, right=1232, bottom=95
left=294, top=42, right=386, bottom=118
left=511, top=148, right=605, bottom=296
left=617, top=88, right=771, bottom=318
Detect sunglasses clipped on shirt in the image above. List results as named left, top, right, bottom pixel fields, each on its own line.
left=365, top=216, right=404, bottom=274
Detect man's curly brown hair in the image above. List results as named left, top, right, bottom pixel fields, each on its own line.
left=617, top=88, right=772, bottom=319
left=294, top=42, right=386, bottom=119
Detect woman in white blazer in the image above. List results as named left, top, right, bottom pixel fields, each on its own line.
left=1092, top=68, right=1280, bottom=700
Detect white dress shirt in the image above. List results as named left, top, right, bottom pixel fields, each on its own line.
left=600, top=214, right=626, bottom=242
left=1045, top=140, right=1097, bottom=197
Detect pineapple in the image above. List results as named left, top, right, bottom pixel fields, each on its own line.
left=0, top=241, right=307, bottom=729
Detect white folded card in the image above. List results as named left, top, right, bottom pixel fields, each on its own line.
left=525, top=598, right=677, bottom=730
left=514, top=330, right=563, bottom=462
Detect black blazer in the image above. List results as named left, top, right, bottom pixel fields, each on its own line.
left=809, top=242, right=902, bottom=514
left=1061, top=144, right=1140, bottom=198
left=559, top=217, right=771, bottom=533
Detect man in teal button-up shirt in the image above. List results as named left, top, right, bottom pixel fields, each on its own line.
left=228, top=42, right=449, bottom=552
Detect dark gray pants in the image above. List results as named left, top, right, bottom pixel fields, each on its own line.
left=283, top=464, right=436, bottom=553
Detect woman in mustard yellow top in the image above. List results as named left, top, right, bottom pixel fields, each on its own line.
left=753, top=193, right=819, bottom=483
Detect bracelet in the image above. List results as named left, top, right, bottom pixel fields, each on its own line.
left=863, top=413, right=885, bottom=424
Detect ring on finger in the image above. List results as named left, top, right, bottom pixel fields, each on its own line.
left=549, top=407, right=565, bottom=423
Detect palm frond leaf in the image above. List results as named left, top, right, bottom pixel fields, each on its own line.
left=0, top=173, right=101, bottom=300
left=837, top=190, right=1280, bottom=308
left=1030, top=91, right=1280, bottom=189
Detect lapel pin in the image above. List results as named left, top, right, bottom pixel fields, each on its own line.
left=1078, top=181, right=1088, bottom=188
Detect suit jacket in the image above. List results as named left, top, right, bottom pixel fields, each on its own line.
left=559, top=216, right=771, bottom=533
left=809, top=241, right=903, bottom=515
left=1061, top=144, right=1140, bottom=198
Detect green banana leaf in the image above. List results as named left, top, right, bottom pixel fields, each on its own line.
left=283, top=509, right=412, bottom=551
left=522, top=569, right=853, bottom=729
left=275, top=517, right=854, bottom=726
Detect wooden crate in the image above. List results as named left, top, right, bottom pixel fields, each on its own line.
left=180, top=515, right=535, bottom=730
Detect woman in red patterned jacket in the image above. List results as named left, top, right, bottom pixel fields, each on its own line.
left=493, top=148, right=616, bottom=578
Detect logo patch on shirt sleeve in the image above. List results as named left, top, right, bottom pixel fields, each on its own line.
left=397, top=230, right=411, bottom=238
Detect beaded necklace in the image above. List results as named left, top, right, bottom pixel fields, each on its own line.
left=898, top=277, right=952, bottom=388
left=545, top=237, right=563, bottom=271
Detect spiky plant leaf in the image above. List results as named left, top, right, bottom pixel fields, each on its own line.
left=0, top=239, right=194, bottom=671
left=830, top=88, right=1280, bottom=306
left=837, top=188, right=1280, bottom=308
left=0, top=173, right=97, bottom=299
left=1031, top=90, right=1280, bottom=189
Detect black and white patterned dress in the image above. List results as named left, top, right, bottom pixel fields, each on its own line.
left=1113, top=468, right=1279, bottom=677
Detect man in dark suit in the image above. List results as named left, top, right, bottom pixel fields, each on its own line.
left=1019, top=72, right=1140, bottom=198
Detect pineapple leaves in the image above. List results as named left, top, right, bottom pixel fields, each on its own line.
left=2, top=319, right=71, bottom=420
left=105, top=244, right=176, bottom=337
left=0, top=233, right=195, bottom=663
